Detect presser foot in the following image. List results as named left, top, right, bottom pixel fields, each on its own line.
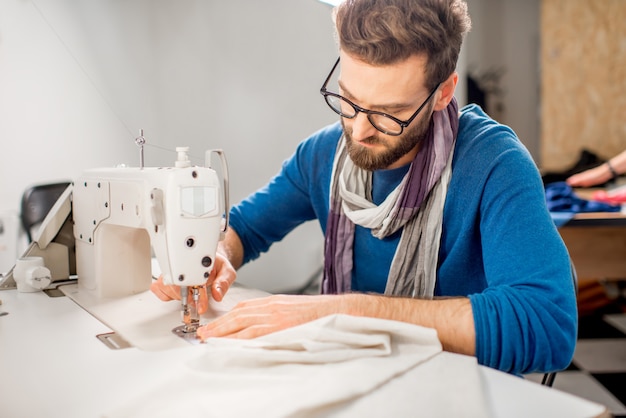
left=172, top=323, right=203, bottom=345
left=175, top=285, right=204, bottom=344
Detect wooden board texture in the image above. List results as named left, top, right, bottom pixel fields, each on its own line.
left=540, top=0, right=626, bottom=171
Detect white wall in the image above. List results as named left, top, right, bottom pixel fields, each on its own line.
left=0, top=0, right=473, bottom=289
left=0, top=0, right=338, bottom=290
left=465, top=0, right=541, bottom=163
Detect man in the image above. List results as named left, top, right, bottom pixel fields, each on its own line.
left=152, top=0, right=577, bottom=375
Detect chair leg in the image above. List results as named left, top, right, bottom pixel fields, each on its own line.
left=541, top=372, right=556, bottom=387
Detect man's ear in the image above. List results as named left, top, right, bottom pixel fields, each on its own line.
left=432, top=72, right=458, bottom=111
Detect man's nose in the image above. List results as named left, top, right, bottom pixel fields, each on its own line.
left=348, top=112, right=377, bottom=142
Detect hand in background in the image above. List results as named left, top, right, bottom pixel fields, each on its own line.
left=566, top=164, right=614, bottom=187
left=567, top=149, right=626, bottom=187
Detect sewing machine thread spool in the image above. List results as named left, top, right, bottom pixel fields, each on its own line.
left=13, top=256, right=51, bottom=293
left=175, top=147, right=191, bottom=168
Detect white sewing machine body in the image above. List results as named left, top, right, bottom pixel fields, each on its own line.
left=73, top=157, right=224, bottom=299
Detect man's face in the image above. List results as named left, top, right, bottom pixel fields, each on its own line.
left=337, top=52, right=436, bottom=171
left=341, top=100, right=434, bottom=171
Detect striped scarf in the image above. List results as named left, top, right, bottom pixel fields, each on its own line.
left=322, top=98, right=459, bottom=297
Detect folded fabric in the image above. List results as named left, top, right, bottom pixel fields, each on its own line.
left=545, top=182, right=621, bottom=213
left=105, top=314, right=442, bottom=418
left=592, top=185, right=626, bottom=205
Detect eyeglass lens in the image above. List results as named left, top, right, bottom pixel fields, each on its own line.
left=325, top=94, right=403, bottom=135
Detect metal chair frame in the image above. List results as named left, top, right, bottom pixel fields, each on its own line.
left=20, top=181, right=72, bottom=242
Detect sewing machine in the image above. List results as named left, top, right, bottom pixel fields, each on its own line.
left=72, top=147, right=229, bottom=337
left=0, top=143, right=262, bottom=350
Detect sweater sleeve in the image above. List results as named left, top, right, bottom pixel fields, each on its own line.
left=466, top=132, right=577, bottom=374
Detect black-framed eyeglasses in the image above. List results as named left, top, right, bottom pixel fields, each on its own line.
left=320, top=57, right=440, bottom=136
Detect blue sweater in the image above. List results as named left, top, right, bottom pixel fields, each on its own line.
left=229, top=105, right=577, bottom=375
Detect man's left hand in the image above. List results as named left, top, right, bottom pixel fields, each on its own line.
left=196, top=294, right=341, bottom=340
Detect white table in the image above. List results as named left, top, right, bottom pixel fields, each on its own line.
left=0, top=286, right=610, bottom=418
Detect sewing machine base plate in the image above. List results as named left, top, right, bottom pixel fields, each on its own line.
left=172, top=325, right=203, bottom=345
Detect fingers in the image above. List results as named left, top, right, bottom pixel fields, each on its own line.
left=151, top=276, right=211, bottom=314
left=193, top=285, right=210, bottom=315
left=150, top=276, right=181, bottom=302
left=151, top=253, right=238, bottom=314
left=208, top=253, right=237, bottom=302
left=196, top=297, right=273, bottom=340
left=198, top=322, right=276, bottom=340
left=566, top=166, right=610, bottom=188
left=566, top=173, right=587, bottom=187
left=196, top=311, right=275, bottom=340
left=210, top=280, right=226, bottom=302
left=195, top=295, right=324, bottom=341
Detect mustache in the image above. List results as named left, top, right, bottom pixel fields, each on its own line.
left=340, top=119, right=385, bottom=146
left=345, top=129, right=382, bottom=145
left=359, top=136, right=381, bottom=145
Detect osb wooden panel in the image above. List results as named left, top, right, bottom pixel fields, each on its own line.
left=541, top=0, right=626, bottom=171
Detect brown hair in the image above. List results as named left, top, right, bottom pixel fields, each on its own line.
left=334, top=0, right=471, bottom=90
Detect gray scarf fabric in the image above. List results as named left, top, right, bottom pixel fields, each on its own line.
left=322, top=98, right=459, bottom=297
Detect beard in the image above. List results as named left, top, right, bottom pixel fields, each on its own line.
left=342, top=106, right=434, bottom=171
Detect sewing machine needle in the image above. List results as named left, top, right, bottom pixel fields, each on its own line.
left=172, top=286, right=202, bottom=343
left=180, top=286, right=200, bottom=333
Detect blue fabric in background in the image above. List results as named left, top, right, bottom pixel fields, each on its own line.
left=545, top=181, right=621, bottom=227
left=550, top=212, right=575, bottom=227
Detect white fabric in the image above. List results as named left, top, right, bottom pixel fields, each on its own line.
left=105, top=314, right=442, bottom=418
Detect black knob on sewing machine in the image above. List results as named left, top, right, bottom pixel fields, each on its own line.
left=202, top=256, right=212, bottom=268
